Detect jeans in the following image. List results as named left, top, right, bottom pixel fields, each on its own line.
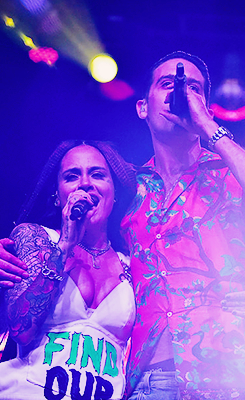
left=128, top=369, right=181, bottom=400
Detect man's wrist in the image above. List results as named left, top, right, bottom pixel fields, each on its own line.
left=208, top=126, right=234, bottom=150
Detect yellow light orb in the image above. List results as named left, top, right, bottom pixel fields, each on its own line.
left=89, top=54, right=118, bottom=83
left=4, top=16, right=15, bottom=28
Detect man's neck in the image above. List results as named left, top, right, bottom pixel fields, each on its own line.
left=152, top=134, right=201, bottom=186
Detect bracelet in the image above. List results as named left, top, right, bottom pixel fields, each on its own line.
left=208, top=126, right=234, bottom=150
left=41, top=262, right=63, bottom=281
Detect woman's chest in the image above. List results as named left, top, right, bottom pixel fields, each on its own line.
left=67, top=249, right=124, bottom=308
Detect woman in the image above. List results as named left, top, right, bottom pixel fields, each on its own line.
left=0, top=139, right=136, bottom=400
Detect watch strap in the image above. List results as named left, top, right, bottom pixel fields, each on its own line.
left=208, top=126, right=234, bottom=150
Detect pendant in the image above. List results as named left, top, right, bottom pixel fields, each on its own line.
left=92, top=255, right=101, bottom=269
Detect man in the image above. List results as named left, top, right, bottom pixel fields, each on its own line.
left=2, top=51, right=245, bottom=399
left=121, top=51, right=245, bottom=399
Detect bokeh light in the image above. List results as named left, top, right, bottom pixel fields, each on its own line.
left=100, top=79, right=135, bottom=101
left=89, top=54, right=118, bottom=83
left=210, top=103, right=245, bottom=121
left=3, top=16, right=15, bottom=28
left=40, top=9, right=62, bottom=35
left=19, top=32, right=37, bottom=48
left=29, top=47, right=59, bottom=65
left=20, top=0, right=46, bottom=14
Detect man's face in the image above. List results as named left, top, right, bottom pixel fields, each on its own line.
left=137, top=58, right=206, bottom=140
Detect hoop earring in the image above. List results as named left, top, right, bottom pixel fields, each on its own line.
left=53, top=191, right=60, bottom=207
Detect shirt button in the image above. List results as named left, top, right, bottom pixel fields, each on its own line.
left=156, top=234, right=161, bottom=239
left=167, top=311, right=173, bottom=317
left=160, top=271, right=166, bottom=277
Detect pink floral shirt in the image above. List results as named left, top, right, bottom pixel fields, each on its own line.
left=121, top=149, right=245, bottom=397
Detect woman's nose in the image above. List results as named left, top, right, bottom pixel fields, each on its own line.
left=77, top=176, right=94, bottom=192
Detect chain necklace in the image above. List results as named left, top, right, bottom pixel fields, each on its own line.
left=77, top=240, right=111, bottom=269
left=164, top=178, right=180, bottom=206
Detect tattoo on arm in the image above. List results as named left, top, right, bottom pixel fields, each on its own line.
left=5, top=223, right=64, bottom=345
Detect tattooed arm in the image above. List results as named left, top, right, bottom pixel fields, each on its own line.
left=5, top=223, right=64, bottom=346
left=0, top=238, right=29, bottom=288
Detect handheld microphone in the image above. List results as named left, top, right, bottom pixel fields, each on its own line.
left=70, top=197, right=98, bottom=221
left=170, top=62, right=189, bottom=117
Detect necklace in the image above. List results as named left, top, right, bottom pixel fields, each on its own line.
left=77, top=240, right=111, bottom=269
left=164, top=178, right=180, bottom=207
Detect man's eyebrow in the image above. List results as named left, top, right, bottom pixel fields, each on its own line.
left=156, top=74, right=175, bottom=85
left=156, top=75, right=204, bottom=90
left=187, top=77, right=203, bottom=87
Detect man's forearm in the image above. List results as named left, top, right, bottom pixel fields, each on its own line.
left=211, top=134, right=245, bottom=192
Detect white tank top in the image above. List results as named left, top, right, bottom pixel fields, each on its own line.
left=0, top=227, right=135, bottom=400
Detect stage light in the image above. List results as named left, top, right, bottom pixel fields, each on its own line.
left=3, top=16, right=15, bottom=28
left=20, top=0, right=46, bottom=14
left=1, top=2, right=118, bottom=81
left=19, top=32, right=37, bottom=49
left=89, top=54, right=118, bottom=83
left=29, top=47, right=58, bottom=65
left=210, top=53, right=245, bottom=122
left=215, top=78, right=245, bottom=108
left=40, top=9, right=62, bottom=35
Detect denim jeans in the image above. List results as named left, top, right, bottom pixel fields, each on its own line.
left=128, top=369, right=181, bottom=400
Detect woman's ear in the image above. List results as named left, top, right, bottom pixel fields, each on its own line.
left=136, top=99, right=148, bottom=119
left=54, top=190, right=61, bottom=207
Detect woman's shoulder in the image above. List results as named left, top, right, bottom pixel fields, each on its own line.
left=117, top=252, right=132, bottom=284
left=10, top=223, right=49, bottom=238
left=116, top=251, right=130, bottom=266
left=10, top=223, right=59, bottom=242
left=41, top=226, right=60, bottom=243
left=9, top=223, right=52, bottom=258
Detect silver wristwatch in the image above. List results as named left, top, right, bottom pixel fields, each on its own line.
left=208, top=126, right=234, bottom=150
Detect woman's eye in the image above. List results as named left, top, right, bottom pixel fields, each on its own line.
left=92, top=172, right=105, bottom=179
left=65, top=174, right=78, bottom=182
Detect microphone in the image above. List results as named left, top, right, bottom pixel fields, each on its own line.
left=70, top=197, right=98, bottom=221
left=170, top=62, right=189, bottom=117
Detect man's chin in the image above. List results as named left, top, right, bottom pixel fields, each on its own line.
left=154, top=125, right=198, bottom=144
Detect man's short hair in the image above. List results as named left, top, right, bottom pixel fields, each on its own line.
left=144, top=51, right=211, bottom=105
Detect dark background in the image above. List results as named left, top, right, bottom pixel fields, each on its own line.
left=1, top=0, right=245, bottom=237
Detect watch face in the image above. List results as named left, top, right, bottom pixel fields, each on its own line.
left=219, top=126, right=234, bottom=140
left=208, top=126, right=234, bottom=150
left=219, top=127, right=226, bottom=134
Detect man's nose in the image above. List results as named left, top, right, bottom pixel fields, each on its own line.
left=165, top=90, right=173, bottom=104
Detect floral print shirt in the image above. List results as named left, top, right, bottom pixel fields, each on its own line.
left=121, top=149, right=245, bottom=397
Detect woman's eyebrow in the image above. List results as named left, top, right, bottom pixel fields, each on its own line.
left=88, top=166, right=107, bottom=173
left=61, top=166, right=107, bottom=177
left=62, top=167, right=81, bottom=176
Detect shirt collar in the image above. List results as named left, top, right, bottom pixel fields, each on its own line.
left=138, top=148, right=224, bottom=177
